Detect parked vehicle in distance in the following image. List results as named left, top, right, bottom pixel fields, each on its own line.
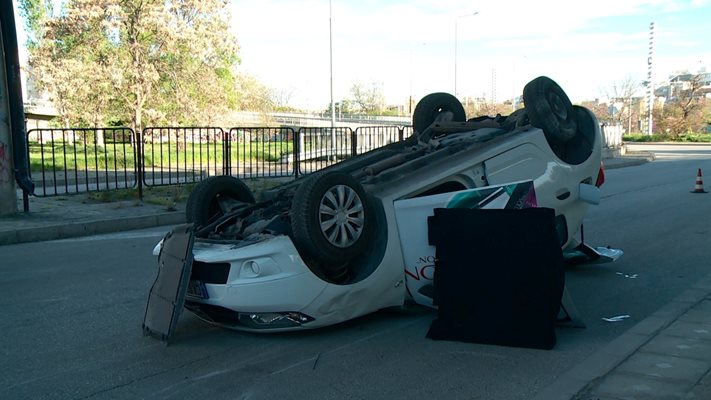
left=145, top=76, right=615, bottom=338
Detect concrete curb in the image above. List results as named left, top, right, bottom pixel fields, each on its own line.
left=532, top=272, right=711, bottom=400
left=0, top=212, right=185, bottom=245
left=604, top=152, right=655, bottom=170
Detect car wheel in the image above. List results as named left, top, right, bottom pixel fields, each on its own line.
left=186, top=176, right=255, bottom=226
left=291, top=171, right=373, bottom=267
left=412, top=92, right=466, bottom=135
left=185, top=179, right=211, bottom=222
left=557, top=105, right=596, bottom=165
left=523, top=76, right=577, bottom=143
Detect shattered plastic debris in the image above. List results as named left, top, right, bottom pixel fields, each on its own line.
left=602, top=315, right=630, bottom=322
left=616, top=272, right=638, bottom=279
left=596, top=247, right=624, bottom=262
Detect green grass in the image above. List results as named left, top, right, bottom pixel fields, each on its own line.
left=228, top=142, right=294, bottom=162
left=622, top=134, right=668, bottom=142
left=674, top=133, right=711, bottom=142
left=29, top=140, right=294, bottom=172
left=623, top=132, right=711, bottom=143
left=28, top=142, right=136, bottom=171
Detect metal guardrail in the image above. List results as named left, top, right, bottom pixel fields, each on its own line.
left=27, top=125, right=414, bottom=199
left=27, top=122, right=619, bottom=201
left=227, top=127, right=296, bottom=179
left=355, top=126, right=408, bottom=154
left=141, top=127, right=226, bottom=186
left=296, top=127, right=353, bottom=175
left=27, top=127, right=137, bottom=196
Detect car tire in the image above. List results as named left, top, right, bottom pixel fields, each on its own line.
left=412, top=92, right=466, bottom=135
left=290, top=171, right=374, bottom=267
left=523, top=76, right=577, bottom=143
left=185, top=179, right=211, bottom=222
left=186, top=176, right=255, bottom=226
left=555, top=105, right=596, bottom=165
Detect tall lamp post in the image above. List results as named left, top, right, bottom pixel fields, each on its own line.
left=329, top=0, right=335, bottom=129
left=454, top=11, right=479, bottom=99
left=329, top=0, right=337, bottom=160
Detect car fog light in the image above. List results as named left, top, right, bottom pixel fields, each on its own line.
left=248, top=260, right=260, bottom=275
left=238, top=312, right=314, bottom=329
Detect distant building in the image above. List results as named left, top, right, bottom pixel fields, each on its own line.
left=20, top=63, right=58, bottom=130
left=655, top=70, right=711, bottom=100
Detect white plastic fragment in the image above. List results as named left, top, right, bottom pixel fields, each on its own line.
left=602, top=315, right=630, bottom=322
left=596, top=247, right=624, bottom=262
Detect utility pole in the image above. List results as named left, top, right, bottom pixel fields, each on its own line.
left=645, top=22, right=655, bottom=136
left=491, top=68, right=497, bottom=104
left=454, top=12, right=479, bottom=98
left=329, top=0, right=335, bottom=129
left=329, top=0, right=336, bottom=159
left=628, top=97, right=633, bottom=134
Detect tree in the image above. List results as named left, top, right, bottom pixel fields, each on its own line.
left=462, top=98, right=521, bottom=119
left=270, top=87, right=296, bottom=112
left=607, top=76, right=640, bottom=133
left=579, top=101, right=612, bottom=124
left=234, top=74, right=274, bottom=112
left=350, top=82, right=385, bottom=114
left=655, top=75, right=707, bottom=137
left=21, top=1, right=83, bottom=129
left=674, top=75, right=705, bottom=126
left=325, top=99, right=353, bottom=115
left=474, top=102, right=516, bottom=118
left=20, top=0, right=241, bottom=137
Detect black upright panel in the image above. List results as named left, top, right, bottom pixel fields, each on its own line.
left=143, top=224, right=195, bottom=344
left=426, top=208, right=564, bottom=350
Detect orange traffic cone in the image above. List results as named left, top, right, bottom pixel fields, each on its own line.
left=692, top=168, right=707, bottom=193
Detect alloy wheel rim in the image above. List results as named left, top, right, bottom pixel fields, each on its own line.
left=318, top=184, right=365, bottom=248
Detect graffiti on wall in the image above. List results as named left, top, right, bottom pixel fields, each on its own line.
left=0, top=142, right=11, bottom=185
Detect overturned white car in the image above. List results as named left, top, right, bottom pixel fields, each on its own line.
left=144, top=76, right=616, bottom=340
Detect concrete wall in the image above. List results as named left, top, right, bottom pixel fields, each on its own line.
left=0, top=25, right=18, bottom=215
left=601, top=124, right=624, bottom=148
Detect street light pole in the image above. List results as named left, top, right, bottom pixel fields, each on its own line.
left=329, top=0, right=335, bottom=129
left=454, top=12, right=479, bottom=99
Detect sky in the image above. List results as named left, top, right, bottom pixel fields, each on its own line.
left=13, top=0, right=711, bottom=111
left=229, top=0, right=711, bottom=110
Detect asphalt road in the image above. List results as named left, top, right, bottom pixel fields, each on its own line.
left=2, top=144, right=711, bottom=400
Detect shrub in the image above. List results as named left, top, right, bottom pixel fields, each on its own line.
left=622, top=132, right=711, bottom=143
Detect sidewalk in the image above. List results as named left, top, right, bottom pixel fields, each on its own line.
left=536, top=276, right=711, bottom=400
left=9, top=150, right=709, bottom=400
left=581, top=287, right=711, bottom=400
left=0, top=195, right=185, bottom=245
